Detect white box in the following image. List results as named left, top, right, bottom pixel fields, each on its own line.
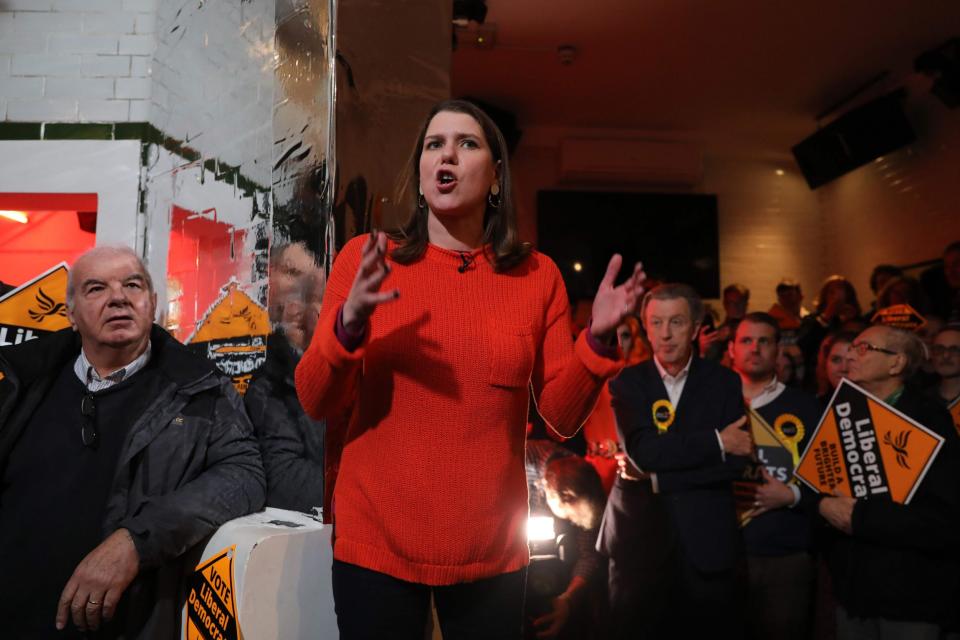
left=183, top=509, right=338, bottom=640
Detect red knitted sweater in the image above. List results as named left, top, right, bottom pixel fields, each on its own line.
left=295, top=235, right=622, bottom=585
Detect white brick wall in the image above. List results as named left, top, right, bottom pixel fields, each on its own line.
left=83, top=12, right=136, bottom=35
left=81, top=54, right=130, bottom=77
left=46, top=76, right=115, bottom=99
left=78, top=98, right=129, bottom=121
left=122, top=0, right=157, bottom=11
left=128, top=98, right=149, bottom=120
left=149, top=0, right=274, bottom=182
left=0, top=0, right=157, bottom=123
left=12, top=53, right=81, bottom=77
left=129, top=55, right=149, bottom=76
left=0, top=76, right=43, bottom=99
left=7, top=99, right=76, bottom=120
left=115, top=76, right=149, bottom=99
left=118, top=34, right=155, bottom=56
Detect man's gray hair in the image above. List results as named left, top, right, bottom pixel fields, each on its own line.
left=640, top=283, right=705, bottom=325
left=66, top=245, right=154, bottom=309
left=883, top=326, right=926, bottom=379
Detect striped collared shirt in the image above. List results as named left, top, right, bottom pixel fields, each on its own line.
left=74, top=342, right=151, bottom=392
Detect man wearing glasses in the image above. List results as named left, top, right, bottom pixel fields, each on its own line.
left=930, top=326, right=960, bottom=420
left=0, top=246, right=265, bottom=639
left=817, top=324, right=960, bottom=640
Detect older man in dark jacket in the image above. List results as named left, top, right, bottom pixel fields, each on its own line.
left=245, top=330, right=326, bottom=513
left=819, top=325, right=960, bottom=639
left=0, top=246, right=265, bottom=639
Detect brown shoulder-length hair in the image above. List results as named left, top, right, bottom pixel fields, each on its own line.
left=389, top=99, right=530, bottom=272
left=813, top=275, right=862, bottom=317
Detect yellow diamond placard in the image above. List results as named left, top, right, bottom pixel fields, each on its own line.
left=184, top=545, right=241, bottom=640
left=0, top=263, right=70, bottom=345
left=186, top=280, right=269, bottom=395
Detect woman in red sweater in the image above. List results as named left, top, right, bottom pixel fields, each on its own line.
left=295, top=99, right=645, bottom=639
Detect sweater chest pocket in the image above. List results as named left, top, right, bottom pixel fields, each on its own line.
left=487, top=323, right=535, bottom=388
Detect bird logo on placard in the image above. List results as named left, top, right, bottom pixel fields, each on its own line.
left=219, top=305, right=261, bottom=332
left=883, top=430, right=912, bottom=469
left=27, top=288, right=67, bottom=322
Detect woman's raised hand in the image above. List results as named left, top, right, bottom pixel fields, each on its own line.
left=342, top=231, right=400, bottom=330
left=590, top=254, right=646, bottom=340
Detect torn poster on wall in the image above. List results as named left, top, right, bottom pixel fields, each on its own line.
left=0, top=263, right=70, bottom=346
left=186, top=279, right=269, bottom=395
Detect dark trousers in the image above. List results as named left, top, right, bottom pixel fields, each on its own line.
left=746, top=552, right=816, bottom=640
left=608, top=548, right=745, bottom=640
left=332, top=559, right=525, bottom=640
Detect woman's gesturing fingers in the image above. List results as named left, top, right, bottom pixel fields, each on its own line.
left=590, top=255, right=646, bottom=339
left=343, top=231, right=400, bottom=328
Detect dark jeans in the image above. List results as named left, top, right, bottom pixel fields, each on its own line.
left=332, top=559, right=525, bottom=640
left=746, top=552, right=816, bottom=640
left=609, top=550, right=745, bottom=640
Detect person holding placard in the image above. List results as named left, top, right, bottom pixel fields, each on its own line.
left=818, top=325, right=960, bottom=639
left=728, top=312, right=820, bottom=640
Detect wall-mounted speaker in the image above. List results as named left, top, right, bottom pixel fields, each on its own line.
left=792, top=90, right=916, bottom=190
left=915, top=38, right=960, bottom=109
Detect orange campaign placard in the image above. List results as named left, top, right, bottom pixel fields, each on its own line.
left=0, top=263, right=70, bottom=346
left=186, top=280, right=269, bottom=395
left=795, top=379, right=944, bottom=504
left=184, top=545, right=241, bottom=640
left=871, top=304, right=926, bottom=331
left=949, top=397, right=960, bottom=437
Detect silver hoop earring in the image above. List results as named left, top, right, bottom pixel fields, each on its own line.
left=488, top=191, right=501, bottom=209
left=418, top=193, right=426, bottom=209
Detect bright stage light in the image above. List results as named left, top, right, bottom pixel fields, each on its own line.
left=527, top=516, right=556, bottom=542
left=0, top=210, right=28, bottom=224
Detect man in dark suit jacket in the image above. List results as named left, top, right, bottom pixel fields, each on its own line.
left=597, top=283, right=753, bottom=639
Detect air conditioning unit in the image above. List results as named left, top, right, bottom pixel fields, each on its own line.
left=558, top=138, right=703, bottom=186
